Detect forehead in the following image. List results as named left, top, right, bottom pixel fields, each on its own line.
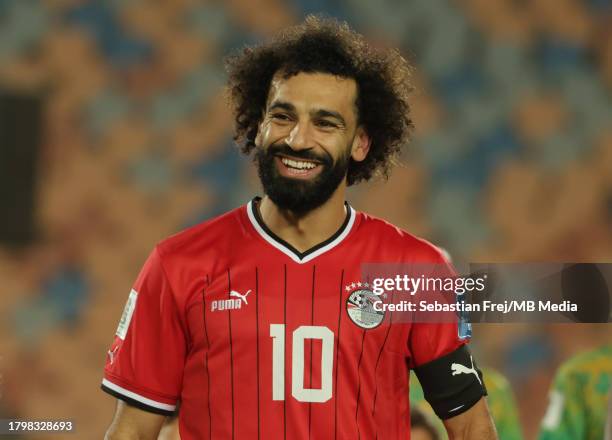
left=267, top=72, right=358, bottom=118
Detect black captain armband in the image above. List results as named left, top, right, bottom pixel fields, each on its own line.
left=413, top=345, right=487, bottom=420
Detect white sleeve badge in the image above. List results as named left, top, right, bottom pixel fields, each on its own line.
left=116, top=289, right=138, bottom=340
left=541, top=390, right=565, bottom=429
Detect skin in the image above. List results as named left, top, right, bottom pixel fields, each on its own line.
left=411, top=426, right=436, bottom=440
left=443, top=397, right=499, bottom=439
left=104, top=401, right=165, bottom=439
left=104, top=71, right=498, bottom=440
left=255, top=71, right=371, bottom=253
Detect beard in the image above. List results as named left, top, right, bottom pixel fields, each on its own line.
left=255, top=142, right=351, bottom=216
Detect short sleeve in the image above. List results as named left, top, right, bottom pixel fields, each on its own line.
left=101, top=246, right=186, bottom=415
left=408, top=255, right=486, bottom=419
left=408, top=320, right=466, bottom=368
left=409, top=321, right=484, bottom=419
left=408, top=256, right=467, bottom=368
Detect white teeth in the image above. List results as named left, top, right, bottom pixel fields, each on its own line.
left=281, top=158, right=317, bottom=170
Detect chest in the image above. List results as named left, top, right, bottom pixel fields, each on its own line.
left=184, top=262, right=409, bottom=361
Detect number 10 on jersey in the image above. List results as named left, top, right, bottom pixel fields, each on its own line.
left=269, top=324, right=334, bottom=403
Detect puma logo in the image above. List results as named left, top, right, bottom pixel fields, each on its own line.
left=230, top=289, right=251, bottom=305
left=211, top=290, right=252, bottom=312
left=451, top=356, right=482, bottom=385
left=107, top=346, right=119, bottom=365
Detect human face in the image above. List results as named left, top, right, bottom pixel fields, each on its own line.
left=254, top=72, right=370, bottom=214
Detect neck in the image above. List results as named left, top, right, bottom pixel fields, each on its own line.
left=258, top=183, right=348, bottom=253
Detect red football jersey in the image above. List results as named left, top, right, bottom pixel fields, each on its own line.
left=102, top=197, right=466, bottom=439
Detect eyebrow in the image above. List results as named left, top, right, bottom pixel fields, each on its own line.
left=268, top=101, right=295, bottom=113
left=268, top=100, right=347, bottom=126
left=313, top=109, right=346, bottom=126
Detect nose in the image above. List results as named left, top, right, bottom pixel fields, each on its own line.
left=285, top=122, right=312, bottom=151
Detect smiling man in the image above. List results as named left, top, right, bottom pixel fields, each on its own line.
left=102, top=16, right=497, bottom=440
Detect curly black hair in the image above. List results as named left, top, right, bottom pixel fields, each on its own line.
left=224, top=15, right=414, bottom=185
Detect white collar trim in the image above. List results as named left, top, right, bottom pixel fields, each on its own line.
left=246, top=199, right=356, bottom=264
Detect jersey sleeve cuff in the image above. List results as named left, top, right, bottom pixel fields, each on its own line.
left=101, top=378, right=177, bottom=416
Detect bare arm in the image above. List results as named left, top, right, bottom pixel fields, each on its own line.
left=104, top=400, right=167, bottom=440
left=443, top=397, right=498, bottom=440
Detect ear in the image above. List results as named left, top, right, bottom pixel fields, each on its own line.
left=351, top=127, right=371, bottom=162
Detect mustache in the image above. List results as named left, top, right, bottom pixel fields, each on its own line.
left=266, top=142, right=333, bottom=165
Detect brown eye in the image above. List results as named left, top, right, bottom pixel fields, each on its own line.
left=316, top=120, right=336, bottom=128
left=271, top=113, right=290, bottom=121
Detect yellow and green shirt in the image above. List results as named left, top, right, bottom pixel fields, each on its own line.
left=539, top=344, right=612, bottom=440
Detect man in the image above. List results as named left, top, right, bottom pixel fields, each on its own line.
left=102, top=16, right=497, bottom=439
left=539, top=344, right=611, bottom=440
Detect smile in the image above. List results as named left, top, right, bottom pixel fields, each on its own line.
left=275, top=155, right=323, bottom=179
left=281, top=157, right=318, bottom=169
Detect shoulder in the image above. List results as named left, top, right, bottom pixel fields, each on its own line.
left=155, top=205, right=246, bottom=262
left=557, top=345, right=612, bottom=380
left=356, top=210, right=450, bottom=263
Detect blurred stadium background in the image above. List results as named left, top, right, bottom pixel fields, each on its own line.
left=0, top=0, right=610, bottom=438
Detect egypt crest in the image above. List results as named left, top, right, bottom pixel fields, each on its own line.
left=345, top=282, right=385, bottom=329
